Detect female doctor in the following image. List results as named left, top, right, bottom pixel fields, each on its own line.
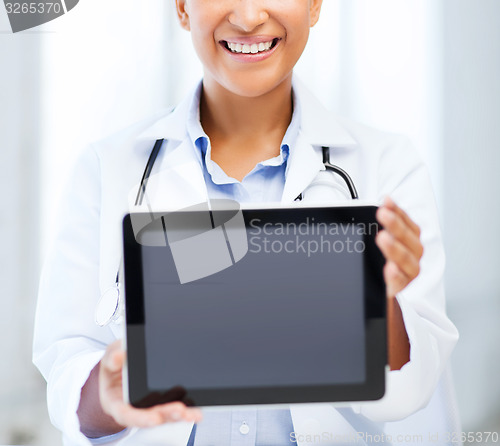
left=33, top=0, right=459, bottom=445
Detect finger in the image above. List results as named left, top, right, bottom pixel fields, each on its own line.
left=376, top=207, right=423, bottom=260
left=383, top=197, right=421, bottom=237
left=152, top=403, right=202, bottom=423
left=384, top=261, right=411, bottom=297
left=156, top=401, right=197, bottom=423
left=99, top=371, right=125, bottom=415
left=185, top=408, right=203, bottom=423
left=376, top=230, right=420, bottom=280
left=112, top=402, right=200, bottom=428
left=106, top=339, right=122, bottom=354
left=102, top=340, right=122, bottom=368
left=111, top=404, right=164, bottom=428
left=103, top=347, right=125, bottom=374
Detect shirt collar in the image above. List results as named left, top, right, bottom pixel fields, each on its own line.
left=186, top=81, right=207, bottom=161
left=281, top=86, right=301, bottom=153
left=186, top=80, right=298, bottom=169
left=136, top=75, right=357, bottom=150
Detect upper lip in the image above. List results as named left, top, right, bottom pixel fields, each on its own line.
left=220, top=36, right=280, bottom=45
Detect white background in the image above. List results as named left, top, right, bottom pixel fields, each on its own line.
left=0, top=0, right=499, bottom=444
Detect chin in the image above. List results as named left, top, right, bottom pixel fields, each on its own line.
left=220, top=71, right=293, bottom=99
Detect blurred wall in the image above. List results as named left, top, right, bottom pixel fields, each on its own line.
left=0, top=13, right=61, bottom=445
left=442, top=0, right=500, bottom=432
left=40, top=0, right=172, bottom=251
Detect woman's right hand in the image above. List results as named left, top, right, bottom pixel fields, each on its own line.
left=99, top=340, right=203, bottom=429
left=78, top=340, right=202, bottom=438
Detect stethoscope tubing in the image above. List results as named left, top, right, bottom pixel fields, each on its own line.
left=95, top=139, right=358, bottom=326
left=135, top=139, right=165, bottom=206
left=321, top=147, right=358, bottom=200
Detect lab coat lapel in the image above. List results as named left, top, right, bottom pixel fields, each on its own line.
left=126, top=138, right=210, bottom=250
left=281, top=132, right=325, bottom=203
left=153, top=138, right=208, bottom=210
left=129, top=83, right=210, bottom=213
left=281, top=77, right=358, bottom=204
left=129, top=140, right=209, bottom=214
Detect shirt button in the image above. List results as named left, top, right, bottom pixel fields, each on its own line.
left=239, top=422, right=250, bottom=435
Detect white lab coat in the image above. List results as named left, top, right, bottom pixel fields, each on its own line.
left=33, top=78, right=459, bottom=446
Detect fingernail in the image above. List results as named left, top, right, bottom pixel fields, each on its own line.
left=171, top=411, right=181, bottom=421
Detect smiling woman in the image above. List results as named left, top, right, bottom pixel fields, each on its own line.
left=31, top=0, right=463, bottom=445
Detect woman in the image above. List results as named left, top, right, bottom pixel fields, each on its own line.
left=33, top=0, right=458, bottom=445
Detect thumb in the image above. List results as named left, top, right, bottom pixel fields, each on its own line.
left=103, top=341, right=125, bottom=373
left=108, top=349, right=125, bottom=373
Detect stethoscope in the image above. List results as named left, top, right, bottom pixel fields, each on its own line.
left=94, top=139, right=358, bottom=327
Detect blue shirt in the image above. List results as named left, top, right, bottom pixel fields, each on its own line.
left=185, top=83, right=300, bottom=446
left=186, top=83, right=301, bottom=204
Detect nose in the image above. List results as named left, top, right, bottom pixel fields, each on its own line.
left=228, top=0, right=269, bottom=32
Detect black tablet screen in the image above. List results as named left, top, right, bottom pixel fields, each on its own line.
left=140, top=212, right=367, bottom=392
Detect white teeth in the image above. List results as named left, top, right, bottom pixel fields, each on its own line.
left=226, top=39, right=275, bottom=54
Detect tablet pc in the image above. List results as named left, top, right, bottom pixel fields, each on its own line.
left=123, top=203, right=387, bottom=408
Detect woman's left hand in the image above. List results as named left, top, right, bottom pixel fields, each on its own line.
left=375, top=197, right=424, bottom=299
left=376, top=197, right=423, bottom=369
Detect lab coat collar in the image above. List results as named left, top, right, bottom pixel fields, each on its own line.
left=282, top=131, right=325, bottom=202
left=135, top=76, right=357, bottom=150
left=136, top=83, right=196, bottom=143
left=292, top=75, right=357, bottom=149
left=280, top=76, right=358, bottom=202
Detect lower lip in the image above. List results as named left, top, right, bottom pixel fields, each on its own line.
left=220, top=39, right=281, bottom=63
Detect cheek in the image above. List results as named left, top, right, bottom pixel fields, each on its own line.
left=284, top=16, right=311, bottom=61
left=282, top=5, right=312, bottom=44
left=189, top=19, right=219, bottom=64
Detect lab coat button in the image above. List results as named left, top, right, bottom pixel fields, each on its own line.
left=239, top=422, right=250, bottom=435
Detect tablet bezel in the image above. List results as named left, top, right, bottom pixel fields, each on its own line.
left=123, top=205, right=387, bottom=408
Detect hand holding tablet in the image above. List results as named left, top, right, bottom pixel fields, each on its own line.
left=122, top=204, right=388, bottom=408
left=98, top=341, right=203, bottom=429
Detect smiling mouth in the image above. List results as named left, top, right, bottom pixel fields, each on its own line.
left=221, top=38, right=281, bottom=55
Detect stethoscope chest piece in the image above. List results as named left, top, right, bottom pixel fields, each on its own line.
left=95, top=285, right=120, bottom=327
